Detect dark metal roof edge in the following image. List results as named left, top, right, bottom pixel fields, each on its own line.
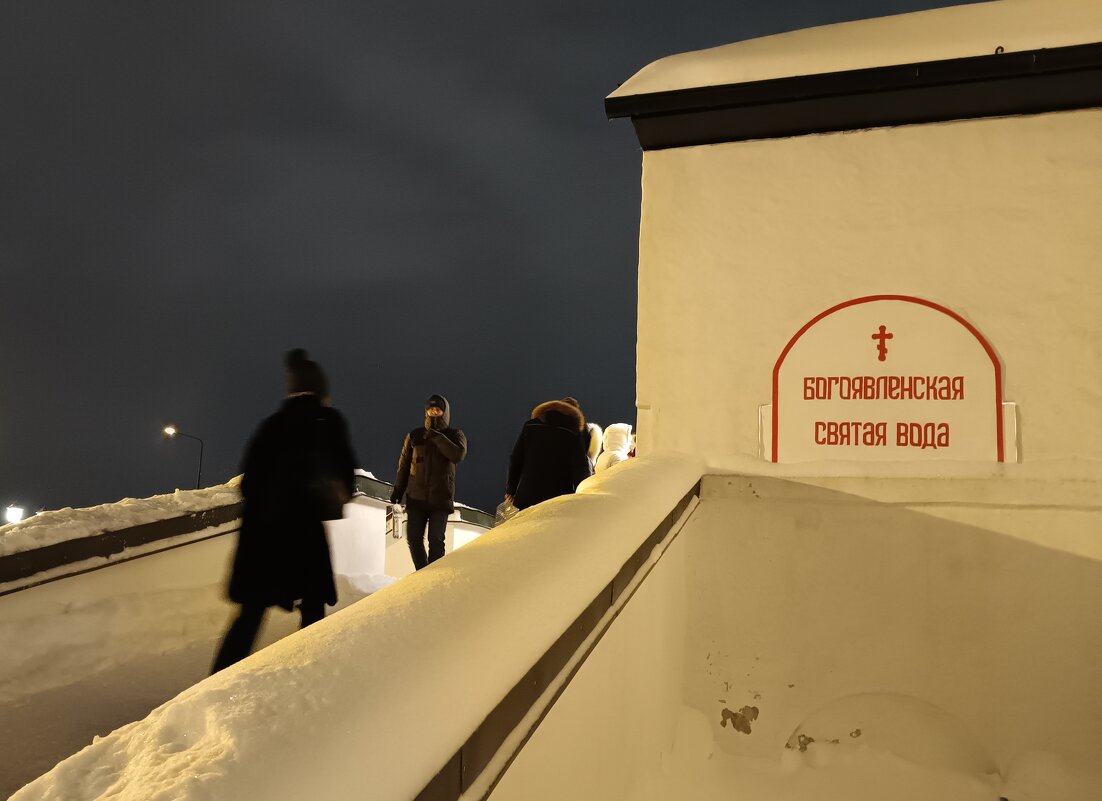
left=605, top=41, right=1102, bottom=120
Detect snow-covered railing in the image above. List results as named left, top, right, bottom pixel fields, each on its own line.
left=0, top=473, right=426, bottom=596
left=0, top=485, right=243, bottom=596
left=10, top=454, right=704, bottom=801
left=417, top=467, right=701, bottom=801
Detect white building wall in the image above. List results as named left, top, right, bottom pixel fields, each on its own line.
left=682, top=473, right=1102, bottom=776
left=636, top=108, right=1102, bottom=466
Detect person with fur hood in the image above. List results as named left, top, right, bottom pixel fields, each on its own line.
left=505, top=399, right=593, bottom=511
left=391, top=394, right=467, bottom=570
left=595, top=423, right=632, bottom=472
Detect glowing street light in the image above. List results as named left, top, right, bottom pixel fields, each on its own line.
left=163, top=425, right=205, bottom=489
left=4, top=505, right=24, bottom=524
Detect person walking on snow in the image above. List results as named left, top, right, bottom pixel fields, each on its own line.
left=212, top=349, right=357, bottom=673
left=505, top=399, right=593, bottom=511
left=595, top=423, right=633, bottom=472
left=391, top=395, right=467, bottom=570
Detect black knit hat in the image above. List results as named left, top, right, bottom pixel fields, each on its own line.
left=285, top=348, right=329, bottom=397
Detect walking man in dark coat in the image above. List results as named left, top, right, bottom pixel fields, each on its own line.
left=390, top=394, right=467, bottom=570
left=211, top=349, right=357, bottom=673
left=505, top=399, right=593, bottom=511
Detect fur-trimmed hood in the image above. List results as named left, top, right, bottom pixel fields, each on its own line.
left=531, top=400, right=585, bottom=432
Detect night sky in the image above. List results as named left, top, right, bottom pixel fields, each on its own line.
left=1, top=1, right=967, bottom=514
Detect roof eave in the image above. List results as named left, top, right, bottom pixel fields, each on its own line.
left=605, top=41, right=1102, bottom=150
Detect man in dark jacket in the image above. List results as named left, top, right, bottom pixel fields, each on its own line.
left=211, top=349, right=357, bottom=673
left=391, top=394, right=467, bottom=570
left=506, top=399, right=593, bottom=510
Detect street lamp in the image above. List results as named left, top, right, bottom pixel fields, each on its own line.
left=4, top=505, right=24, bottom=524
left=163, top=425, right=205, bottom=489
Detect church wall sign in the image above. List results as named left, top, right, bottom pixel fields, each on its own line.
left=765, top=295, right=1010, bottom=463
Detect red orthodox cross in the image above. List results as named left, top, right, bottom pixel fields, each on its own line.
left=871, top=325, right=893, bottom=361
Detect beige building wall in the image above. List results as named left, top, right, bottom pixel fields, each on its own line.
left=636, top=108, right=1102, bottom=468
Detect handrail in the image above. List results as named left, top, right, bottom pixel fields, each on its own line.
left=356, top=474, right=497, bottom=529
left=0, top=474, right=493, bottom=596
left=0, top=504, right=242, bottom=594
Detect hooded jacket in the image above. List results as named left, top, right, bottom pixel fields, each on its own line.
left=595, top=422, right=632, bottom=472
left=506, top=400, right=593, bottom=510
left=392, top=394, right=468, bottom=511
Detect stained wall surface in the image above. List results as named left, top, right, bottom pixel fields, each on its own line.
left=682, top=473, right=1102, bottom=776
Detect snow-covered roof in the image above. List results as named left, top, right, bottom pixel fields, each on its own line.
left=609, top=0, right=1102, bottom=99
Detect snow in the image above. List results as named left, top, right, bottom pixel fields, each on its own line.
left=0, top=490, right=465, bottom=797
left=0, top=483, right=241, bottom=557
left=463, top=493, right=700, bottom=801
left=10, top=454, right=704, bottom=801
left=8, top=454, right=1101, bottom=799
left=609, top=0, right=1102, bottom=98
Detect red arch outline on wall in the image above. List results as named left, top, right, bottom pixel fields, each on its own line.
left=771, top=295, right=1004, bottom=463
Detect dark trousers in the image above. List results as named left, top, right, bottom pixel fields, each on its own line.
left=406, top=503, right=449, bottom=570
left=210, top=598, right=325, bottom=674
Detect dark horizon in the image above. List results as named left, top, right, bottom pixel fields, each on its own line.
left=0, top=1, right=970, bottom=515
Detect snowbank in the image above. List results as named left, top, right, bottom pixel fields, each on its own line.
left=11, top=454, right=704, bottom=801
left=609, top=0, right=1102, bottom=98
left=0, top=484, right=241, bottom=557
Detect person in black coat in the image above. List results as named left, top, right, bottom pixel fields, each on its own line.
left=390, top=394, right=467, bottom=570
left=211, top=349, right=357, bottom=674
left=505, top=399, right=593, bottom=511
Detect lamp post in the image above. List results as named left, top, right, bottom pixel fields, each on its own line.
left=163, top=425, right=205, bottom=489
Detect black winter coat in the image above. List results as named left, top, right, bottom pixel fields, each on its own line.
left=506, top=400, right=593, bottom=510
left=228, top=395, right=357, bottom=609
left=392, top=395, right=467, bottom=512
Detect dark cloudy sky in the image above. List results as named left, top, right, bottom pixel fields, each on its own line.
left=1, top=1, right=967, bottom=514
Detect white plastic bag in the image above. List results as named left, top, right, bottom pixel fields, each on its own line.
left=495, top=499, right=519, bottom=525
